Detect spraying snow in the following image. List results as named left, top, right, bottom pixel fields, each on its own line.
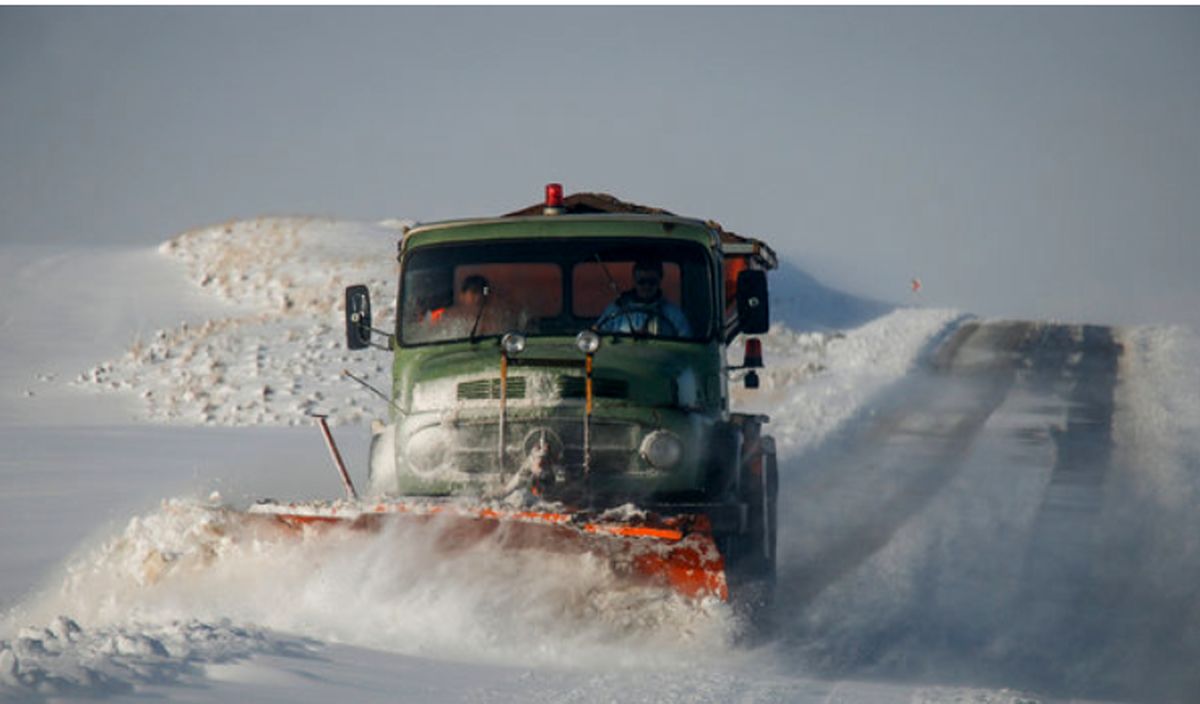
left=11, top=498, right=734, bottom=666
left=2, top=496, right=736, bottom=697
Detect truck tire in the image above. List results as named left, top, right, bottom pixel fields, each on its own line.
left=728, top=433, right=778, bottom=632
left=705, top=424, right=741, bottom=499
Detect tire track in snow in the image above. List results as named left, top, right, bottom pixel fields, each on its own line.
left=1012, top=325, right=1121, bottom=626
left=1004, top=325, right=1200, bottom=702
left=768, top=320, right=1172, bottom=701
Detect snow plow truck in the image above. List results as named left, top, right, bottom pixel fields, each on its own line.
left=251, top=185, right=779, bottom=608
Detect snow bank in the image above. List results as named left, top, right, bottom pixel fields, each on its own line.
left=1098, top=324, right=1200, bottom=694
left=73, top=217, right=404, bottom=427
left=1116, top=325, right=1200, bottom=519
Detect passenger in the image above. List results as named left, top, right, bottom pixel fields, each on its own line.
left=443, top=274, right=490, bottom=335
left=416, top=275, right=488, bottom=330
left=451, top=274, right=525, bottom=336
left=595, top=259, right=692, bottom=337
left=459, top=274, right=489, bottom=309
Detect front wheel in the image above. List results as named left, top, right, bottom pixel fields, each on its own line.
left=727, top=434, right=778, bottom=633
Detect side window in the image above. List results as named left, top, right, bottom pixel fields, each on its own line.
left=723, top=256, right=748, bottom=324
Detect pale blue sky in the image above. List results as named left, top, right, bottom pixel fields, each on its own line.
left=2, top=8, right=1198, bottom=328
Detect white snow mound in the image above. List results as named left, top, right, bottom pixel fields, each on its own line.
left=74, top=217, right=405, bottom=426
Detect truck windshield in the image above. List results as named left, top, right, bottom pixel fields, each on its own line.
left=399, top=239, right=713, bottom=345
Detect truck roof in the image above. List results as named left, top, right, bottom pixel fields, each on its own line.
left=507, top=192, right=778, bottom=270
left=402, top=192, right=778, bottom=270
left=404, top=214, right=719, bottom=249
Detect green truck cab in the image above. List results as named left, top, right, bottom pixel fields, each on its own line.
left=345, top=188, right=778, bottom=589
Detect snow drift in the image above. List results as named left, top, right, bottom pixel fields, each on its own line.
left=74, top=217, right=403, bottom=427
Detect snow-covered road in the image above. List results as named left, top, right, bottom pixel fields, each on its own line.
left=2, top=218, right=1198, bottom=703
left=767, top=321, right=1155, bottom=701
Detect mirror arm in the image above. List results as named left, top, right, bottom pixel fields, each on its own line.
left=724, top=317, right=745, bottom=345
left=368, top=327, right=394, bottom=351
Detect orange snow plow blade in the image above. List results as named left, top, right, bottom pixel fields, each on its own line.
left=247, top=499, right=728, bottom=601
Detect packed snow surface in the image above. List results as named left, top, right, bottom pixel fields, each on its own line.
left=3, top=216, right=1197, bottom=702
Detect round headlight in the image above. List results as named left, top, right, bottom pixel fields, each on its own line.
left=640, top=430, right=683, bottom=470
left=501, top=332, right=526, bottom=356
left=405, top=426, right=452, bottom=476
left=576, top=330, right=601, bottom=354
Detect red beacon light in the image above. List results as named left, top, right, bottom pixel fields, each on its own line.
left=742, top=337, right=763, bottom=390
left=743, top=337, right=763, bottom=369
left=543, top=183, right=565, bottom=215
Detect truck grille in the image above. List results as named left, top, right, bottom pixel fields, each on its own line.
left=457, top=377, right=527, bottom=400
left=448, top=418, right=642, bottom=475
left=556, top=376, right=629, bottom=399
left=455, top=375, right=628, bottom=401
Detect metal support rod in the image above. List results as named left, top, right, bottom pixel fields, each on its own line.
left=343, top=368, right=391, bottom=404
left=498, top=353, right=509, bottom=474
left=760, top=461, right=772, bottom=560
left=312, top=414, right=358, bottom=501
left=583, top=353, right=593, bottom=479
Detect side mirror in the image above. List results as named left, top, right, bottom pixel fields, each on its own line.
left=736, top=270, right=770, bottom=335
left=345, top=285, right=373, bottom=350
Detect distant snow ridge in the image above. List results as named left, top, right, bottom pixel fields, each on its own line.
left=76, top=217, right=406, bottom=427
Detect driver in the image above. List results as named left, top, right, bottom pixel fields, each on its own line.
left=595, top=259, right=692, bottom=337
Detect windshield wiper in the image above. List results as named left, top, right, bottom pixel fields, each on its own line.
left=468, top=288, right=490, bottom=343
